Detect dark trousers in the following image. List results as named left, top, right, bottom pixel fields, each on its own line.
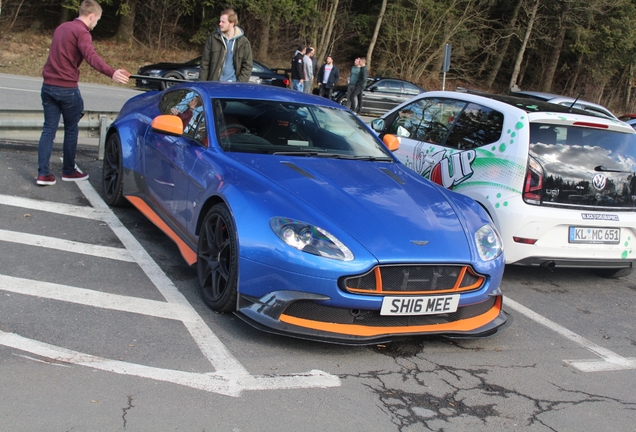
left=38, top=84, right=84, bottom=176
left=319, top=84, right=333, bottom=99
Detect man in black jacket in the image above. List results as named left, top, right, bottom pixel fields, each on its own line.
left=291, top=45, right=306, bottom=91
left=317, top=55, right=339, bottom=99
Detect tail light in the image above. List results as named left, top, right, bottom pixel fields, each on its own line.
left=523, top=156, right=544, bottom=204
left=283, top=78, right=290, bottom=87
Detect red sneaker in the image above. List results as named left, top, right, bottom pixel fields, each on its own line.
left=36, top=174, right=57, bottom=186
left=62, top=169, right=89, bottom=182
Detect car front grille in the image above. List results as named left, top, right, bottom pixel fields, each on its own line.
left=342, top=265, right=484, bottom=295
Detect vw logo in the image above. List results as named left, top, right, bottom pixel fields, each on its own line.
left=592, top=174, right=607, bottom=191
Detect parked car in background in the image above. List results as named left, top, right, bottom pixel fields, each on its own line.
left=618, top=114, right=636, bottom=121
left=510, top=90, right=618, bottom=119
left=371, top=90, right=636, bottom=277
left=101, top=82, right=507, bottom=343
left=134, top=57, right=290, bottom=90
left=315, top=77, right=425, bottom=116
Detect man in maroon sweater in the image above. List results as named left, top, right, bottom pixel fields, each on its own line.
left=37, top=0, right=130, bottom=186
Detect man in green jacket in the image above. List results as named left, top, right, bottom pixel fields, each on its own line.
left=199, top=8, right=253, bottom=82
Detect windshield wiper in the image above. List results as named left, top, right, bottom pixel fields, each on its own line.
left=594, top=165, right=634, bottom=174
left=273, top=151, right=323, bottom=156
left=273, top=151, right=392, bottom=161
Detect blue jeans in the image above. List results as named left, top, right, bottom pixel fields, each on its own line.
left=292, top=79, right=304, bottom=92
left=38, top=84, right=84, bottom=176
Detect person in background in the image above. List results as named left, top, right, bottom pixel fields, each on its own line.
left=291, top=45, right=306, bottom=91
left=354, top=57, right=369, bottom=114
left=317, top=55, right=339, bottom=99
left=36, top=0, right=129, bottom=186
left=310, top=46, right=319, bottom=87
left=303, top=47, right=315, bottom=94
left=199, top=8, right=253, bottom=82
left=171, top=96, right=202, bottom=129
left=345, top=58, right=361, bottom=112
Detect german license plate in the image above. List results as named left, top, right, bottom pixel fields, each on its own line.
left=380, top=294, right=460, bottom=316
left=568, top=226, right=620, bottom=244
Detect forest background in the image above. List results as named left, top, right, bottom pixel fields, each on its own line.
left=2, top=0, right=636, bottom=115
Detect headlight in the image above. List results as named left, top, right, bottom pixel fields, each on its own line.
left=148, top=70, right=162, bottom=76
left=474, top=224, right=503, bottom=261
left=270, top=217, right=354, bottom=261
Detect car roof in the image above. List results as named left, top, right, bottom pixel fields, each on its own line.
left=509, top=90, right=616, bottom=119
left=175, top=81, right=346, bottom=106
left=399, top=90, right=631, bottom=131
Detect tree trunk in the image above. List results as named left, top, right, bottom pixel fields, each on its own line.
left=485, top=0, right=522, bottom=90
left=115, top=0, right=138, bottom=44
left=365, top=0, right=387, bottom=73
left=316, top=0, right=339, bottom=66
left=509, top=0, right=540, bottom=91
left=59, top=4, right=70, bottom=25
left=540, top=10, right=567, bottom=93
left=257, top=10, right=271, bottom=60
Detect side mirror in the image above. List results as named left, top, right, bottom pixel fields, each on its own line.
left=151, top=115, right=184, bottom=136
left=368, top=86, right=378, bottom=92
left=370, top=118, right=385, bottom=131
left=383, top=134, right=400, bottom=152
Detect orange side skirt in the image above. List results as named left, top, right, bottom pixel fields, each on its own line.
left=126, top=195, right=197, bottom=266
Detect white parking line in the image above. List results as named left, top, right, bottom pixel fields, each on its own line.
left=0, top=185, right=341, bottom=395
left=0, top=331, right=338, bottom=397
left=505, top=297, right=636, bottom=372
left=0, top=229, right=134, bottom=262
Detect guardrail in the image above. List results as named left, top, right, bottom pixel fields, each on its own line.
left=0, top=110, right=118, bottom=159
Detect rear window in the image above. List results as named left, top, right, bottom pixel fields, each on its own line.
left=529, top=123, right=636, bottom=209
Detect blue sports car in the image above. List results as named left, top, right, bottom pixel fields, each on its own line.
left=101, top=82, right=507, bottom=344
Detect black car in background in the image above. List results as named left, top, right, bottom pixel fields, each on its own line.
left=135, top=57, right=290, bottom=90
left=315, top=77, right=425, bottom=116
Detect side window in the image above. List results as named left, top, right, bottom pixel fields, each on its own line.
left=403, top=82, right=422, bottom=95
left=445, top=103, right=503, bottom=150
left=388, top=98, right=466, bottom=145
left=159, top=90, right=206, bottom=144
left=373, top=80, right=402, bottom=93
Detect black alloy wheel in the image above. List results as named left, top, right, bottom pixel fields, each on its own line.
left=102, top=133, right=128, bottom=207
left=197, top=204, right=239, bottom=312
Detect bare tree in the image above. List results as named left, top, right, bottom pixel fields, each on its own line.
left=485, top=0, right=522, bottom=90
left=365, top=0, right=386, bottom=73
left=509, top=0, right=540, bottom=91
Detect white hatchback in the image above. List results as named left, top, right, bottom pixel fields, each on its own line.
left=371, top=90, right=636, bottom=277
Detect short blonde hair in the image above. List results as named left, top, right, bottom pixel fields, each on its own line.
left=221, top=8, right=238, bottom=25
left=80, top=0, right=103, bottom=16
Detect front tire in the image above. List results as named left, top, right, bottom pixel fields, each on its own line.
left=102, top=133, right=128, bottom=207
left=162, top=72, right=184, bottom=90
left=197, top=204, right=239, bottom=312
left=337, top=94, right=348, bottom=107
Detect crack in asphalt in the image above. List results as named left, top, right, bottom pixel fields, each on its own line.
left=335, top=341, right=636, bottom=431
left=122, top=394, right=136, bottom=429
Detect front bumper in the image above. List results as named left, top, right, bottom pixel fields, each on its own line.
left=235, top=290, right=507, bottom=345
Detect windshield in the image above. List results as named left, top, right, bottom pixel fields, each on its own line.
left=212, top=99, right=393, bottom=160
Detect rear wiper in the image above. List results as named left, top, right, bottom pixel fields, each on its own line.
left=594, top=165, right=634, bottom=174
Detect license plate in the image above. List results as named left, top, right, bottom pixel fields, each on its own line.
left=380, top=294, right=460, bottom=316
left=568, top=226, right=620, bottom=244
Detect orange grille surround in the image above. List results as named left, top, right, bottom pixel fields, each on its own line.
left=343, top=265, right=485, bottom=296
